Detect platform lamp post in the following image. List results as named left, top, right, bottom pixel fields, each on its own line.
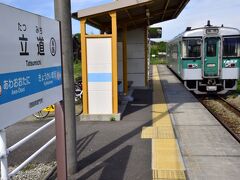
left=54, top=0, right=77, bottom=178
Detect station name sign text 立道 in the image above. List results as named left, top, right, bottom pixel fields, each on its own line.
left=0, top=3, right=62, bottom=129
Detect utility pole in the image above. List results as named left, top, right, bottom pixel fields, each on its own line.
left=54, top=0, right=77, bottom=177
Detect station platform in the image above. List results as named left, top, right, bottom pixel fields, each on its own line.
left=156, top=65, right=240, bottom=180
left=67, top=65, right=240, bottom=180
left=7, top=64, right=240, bottom=179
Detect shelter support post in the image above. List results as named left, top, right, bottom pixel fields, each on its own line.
left=144, top=27, right=149, bottom=87
left=80, top=18, right=89, bottom=114
left=110, top=11, right=118, bottom=114
left=122, top=25, right=128, bottom=95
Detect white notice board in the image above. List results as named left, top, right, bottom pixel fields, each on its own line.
left=87, top=38, right=112, bottom=114
left=0, top=4, right=62, bottom=129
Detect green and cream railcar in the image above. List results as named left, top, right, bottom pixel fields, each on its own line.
left=167, top=23, right=240, bottom=94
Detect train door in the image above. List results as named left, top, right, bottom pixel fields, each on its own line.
left=177, top=42, right=181, bottom=74
left=204, top=37, right=220, bottom=77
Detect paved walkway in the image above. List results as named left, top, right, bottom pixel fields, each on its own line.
left=6, top=86, right=153, bottom=180
left=72, top=88, right=153, bottom=179
left=157, top=65, right=240, bottom=180
left=72, top=65, right=186, bottom=180
left=142, top=66, right=185, bottom=179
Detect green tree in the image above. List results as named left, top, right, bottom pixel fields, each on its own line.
left=150, top=41, right=167, bottom=65
left=73, top=33, right=81, bottom=62
left=157, top=41, right=166, bottom=52
left=150, top=44, right=158, bottom=56
left=150, top=41, right=166, bottom=56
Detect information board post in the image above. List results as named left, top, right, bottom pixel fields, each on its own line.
left=55, top=102, right=67, bottom=180
left=54, top=0, right=77, bottom=177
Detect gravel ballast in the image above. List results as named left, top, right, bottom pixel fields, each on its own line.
left=0, top=162, right=56, bottom=180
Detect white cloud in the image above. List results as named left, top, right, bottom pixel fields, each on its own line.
left=154, top=0, right=240, bottom=41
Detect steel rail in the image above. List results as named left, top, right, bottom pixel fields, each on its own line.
left=217, top=96, right=240, bottom=115
left=200, top=97, right=240, bottom=143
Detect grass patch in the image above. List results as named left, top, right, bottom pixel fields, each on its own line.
left=110, top=116, right=116, bottom=121
left=150, top=57, right=167, bottom=65
left=22, top=163, right=37, bottom=172
left=236, top=80, right=240, bottom=94
left=228, top=80, right=240, bottom=97
left=74, top=62, right=82, bottom=81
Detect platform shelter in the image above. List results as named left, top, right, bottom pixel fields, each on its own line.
left=72, top=0, right=189, bottom=120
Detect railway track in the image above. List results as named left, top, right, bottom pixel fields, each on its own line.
left=199, top=96, right=240, bottom=143
left=218, top=96, right=240, bottom=113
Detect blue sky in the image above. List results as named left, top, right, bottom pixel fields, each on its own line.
left=1, top=0, right=240, bottom=41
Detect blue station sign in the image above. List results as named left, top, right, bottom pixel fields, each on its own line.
left=0, top=3, right=62, bottom=129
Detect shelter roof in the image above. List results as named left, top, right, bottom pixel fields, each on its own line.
left=72, top=0, right=190, bottom=30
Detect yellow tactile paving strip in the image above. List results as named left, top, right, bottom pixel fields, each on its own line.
left=142, top=66, right=186, bottom=180
left=152, top=170, right=186, bottom=180
left=141, top=127, right=175, bottom=139
left=152, top=139, right=184, bottom=170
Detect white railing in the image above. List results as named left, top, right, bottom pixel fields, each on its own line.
left=0, top=119, right=56, bottom=180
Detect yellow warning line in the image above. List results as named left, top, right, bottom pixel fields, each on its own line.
left=141, top=65, right=186, bottom=180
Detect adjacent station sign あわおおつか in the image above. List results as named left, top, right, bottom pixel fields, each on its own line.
left=0, top=4, right=63, bottom=129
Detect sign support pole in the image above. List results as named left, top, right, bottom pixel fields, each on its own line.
left=54, top=0, right=77, bottom=177
left=0, top=129, right=8, bottom=180
left=55, top=102, right=67, bottom=180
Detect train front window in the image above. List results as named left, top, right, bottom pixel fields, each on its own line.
left=206, top=40, right=216, bottom=57
left=223, top=37, right=240, bottom=57
left=182, top=39, right=201, bottom=58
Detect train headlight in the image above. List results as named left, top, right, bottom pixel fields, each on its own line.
left=188, top=64, right=198, bottom=69
left=231, top=63, right=236, bottom=68
left=225, top=62, right=236, bottom=68
left=224, top=60, right=237, bottom=68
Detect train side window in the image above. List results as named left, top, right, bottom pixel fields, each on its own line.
left=223, top=37, right=240, bottom=57
left=182, top=39, right=201, bottom=58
